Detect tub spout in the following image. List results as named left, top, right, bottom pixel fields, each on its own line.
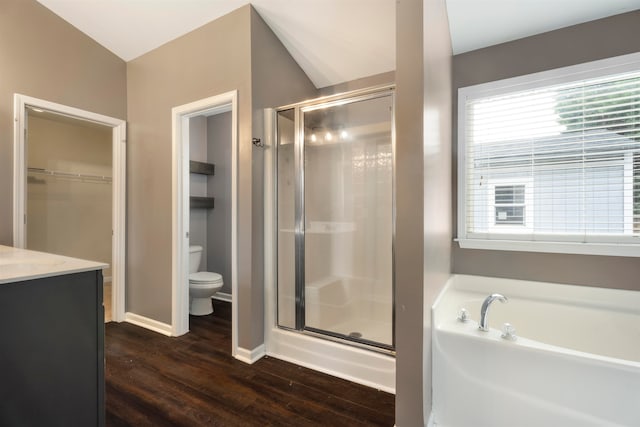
left=479, top=293, right=507, bottom=331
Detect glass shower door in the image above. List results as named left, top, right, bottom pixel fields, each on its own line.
left=302, top=94, right=394, bottom=348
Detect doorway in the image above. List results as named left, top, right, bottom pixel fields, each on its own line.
left=13, top=94, right=127, bottom=322
left=171, top=91, right=239, bottom=357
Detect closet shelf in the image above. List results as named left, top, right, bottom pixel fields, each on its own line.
left=27, top=167, right=112, bottom=183
left=190, top=196, right=215, bottom=209
left=190, top=160, right=215, bottom=175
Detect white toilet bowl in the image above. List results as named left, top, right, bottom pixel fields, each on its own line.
left=189, top=245, right=224, bottom=316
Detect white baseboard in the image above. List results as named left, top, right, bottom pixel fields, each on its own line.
left=426, top=411, right=435, bottom=427
left=125, top=312, right=173, bottom=336
left=235, top=344, right=266, bottom=364
left=212, top=292, right=232, bottom=303
left=266, top=327, right=395, bottom=393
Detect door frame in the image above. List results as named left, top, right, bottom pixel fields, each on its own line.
left=13, top=94, right=127, bottom=322
left=171, top=91, right=238, bottom=355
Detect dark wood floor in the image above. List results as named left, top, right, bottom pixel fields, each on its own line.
left=105, top=301, right=395, bottom=426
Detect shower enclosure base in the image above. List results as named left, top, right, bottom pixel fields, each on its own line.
left=265, top=326, right=396, bottom=393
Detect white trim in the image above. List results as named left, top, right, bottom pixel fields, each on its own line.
left=457, top=238, right=640, bottom=257
left=13, top=94, right=126, bottom=323
left=623, top=152, right=634, bottom=235
left=263, top=108, right=277, bottom=345
left=235, top=344, right=266, bottom=364
left=457, top=52, right=640, bottom=256
left=212, top=292, right=232, bottom=303
left=426, top=411, right=435, bottom=427
left=487, top=178, right=533, bottom=232
left=171, top=91, right=239, bottom=360
left=124, top=312, right=173, bottom=336
left=267, top=328, right=396, bottom=393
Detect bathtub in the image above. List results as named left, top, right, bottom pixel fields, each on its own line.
left=432, top=275, right=640, bottom=427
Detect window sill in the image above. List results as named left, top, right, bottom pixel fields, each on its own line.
left=456, top=238, right=640, bottom=257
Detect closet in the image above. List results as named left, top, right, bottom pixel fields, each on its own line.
left=26, top=108, right=113, bottom=319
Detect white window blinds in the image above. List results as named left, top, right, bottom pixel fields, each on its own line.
left=459, top=61, right=640, bottom=248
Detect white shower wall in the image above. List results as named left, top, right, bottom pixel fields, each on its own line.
left=304, top=127, right=393, bottom=344
left=276, top=92, right=394, bottom=347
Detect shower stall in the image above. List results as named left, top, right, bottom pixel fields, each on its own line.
left=271, top=85, right=395, bottom=357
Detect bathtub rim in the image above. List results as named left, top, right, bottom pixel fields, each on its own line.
left=433, top=274, right=640, bottom=368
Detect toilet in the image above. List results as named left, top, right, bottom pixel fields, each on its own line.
left=189, top=245, right=223, bottom=315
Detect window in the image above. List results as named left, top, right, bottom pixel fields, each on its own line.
left=494, top=185, right=525, bottom=225
left=458, top=53, right=640, bottom=256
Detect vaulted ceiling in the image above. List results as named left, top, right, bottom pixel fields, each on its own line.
left=36, top=0, right=640, bottom=88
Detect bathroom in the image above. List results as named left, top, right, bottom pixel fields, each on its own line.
left=1, top=1, right=640, bottom=426
left=187, top=111, right=233, bottom=317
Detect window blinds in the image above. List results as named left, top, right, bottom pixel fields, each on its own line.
left=462, top=71, right=640, bottom=243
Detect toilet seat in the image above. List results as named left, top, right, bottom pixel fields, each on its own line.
left=189, top=271, right=223, bottom=284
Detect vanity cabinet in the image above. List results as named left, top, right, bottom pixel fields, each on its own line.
left=0, top=270, right=104, bottom=427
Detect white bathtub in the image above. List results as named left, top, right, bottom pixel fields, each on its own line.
left=432, top=275, right=640, bottom=427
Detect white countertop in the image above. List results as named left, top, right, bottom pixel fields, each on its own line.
left=0, top=245, right=108, bottom=284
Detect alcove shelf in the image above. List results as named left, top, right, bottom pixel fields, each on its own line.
left=189, top=160, right=215, bottom=175
left=190, top=196, right=215, bottom=209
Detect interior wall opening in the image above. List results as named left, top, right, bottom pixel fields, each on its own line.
left=25, top=107, right=114, bottom=321
left=187, top=110, right=233, bottom=322
left=13, top=95, right=127, bottom=325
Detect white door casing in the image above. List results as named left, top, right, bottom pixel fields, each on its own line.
left=13, top=94, right=127, bottom=322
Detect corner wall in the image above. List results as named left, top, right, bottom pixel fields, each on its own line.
left=421, top=0, right=453, bottom=420
left=396, top=0, right=452, bottom=424
left=452, top=11, right=640, bottom=291
left=0, top=0, right=127, bottom=245
left=395, top=0, right=426, bottom=421
left=125, top=5, right=317, bottom=352
left=249, top=7, right=317, bottom=347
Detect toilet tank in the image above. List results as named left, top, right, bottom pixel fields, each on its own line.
left=188, top=245, right=203, bottom=274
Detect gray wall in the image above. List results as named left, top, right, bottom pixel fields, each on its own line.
left=189, top=116, right=209, bottom=269
left=27, top=115, right=113, bottom=278
left=126, top=6, right=252, bottom=326
left=206, top=112, right=233, bottom=294
left=422, top=0, right=453, bottom=420
left=318, top=71, right=395, bottom=96
left=249, top=8, right=317, bottom=346
left=395, top=0, right=452, bottom=424
left=452, top=11, right=640, bottom=291
left=395, top=0, right=425, bottom=421
left=0, top=0, right=127, bottom=245
left=125, top=5, right=316, bottom=351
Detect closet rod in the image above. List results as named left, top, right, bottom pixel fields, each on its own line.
left=27, top=167, right=112, bottom=183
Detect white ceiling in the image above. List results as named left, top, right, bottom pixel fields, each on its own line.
left=36, top=0, right=640, bottom=88
left=447, top=0, right=640, bottom=54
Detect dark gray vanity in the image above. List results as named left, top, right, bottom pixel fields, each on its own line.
left=0, top=246, right=106, bottom=426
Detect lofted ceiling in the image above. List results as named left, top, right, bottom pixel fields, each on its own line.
left=36, top=0, right=640, bottom=88
left=447, top=0, right=640, bottom=54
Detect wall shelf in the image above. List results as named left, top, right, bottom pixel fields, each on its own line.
left=190, top=196, right=215, bottom=209
left=190, top=160, right=215, bottom=175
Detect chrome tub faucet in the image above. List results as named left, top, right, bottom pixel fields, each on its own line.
left=479, top=293, right=507, bottom=331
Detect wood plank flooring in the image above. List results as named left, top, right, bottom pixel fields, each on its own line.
left=105, top=301, right=395, bottom=426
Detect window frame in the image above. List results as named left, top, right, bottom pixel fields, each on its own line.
left=488, top=179, right=533, bottom=232
left=457, top=52, right=640, bottom=257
